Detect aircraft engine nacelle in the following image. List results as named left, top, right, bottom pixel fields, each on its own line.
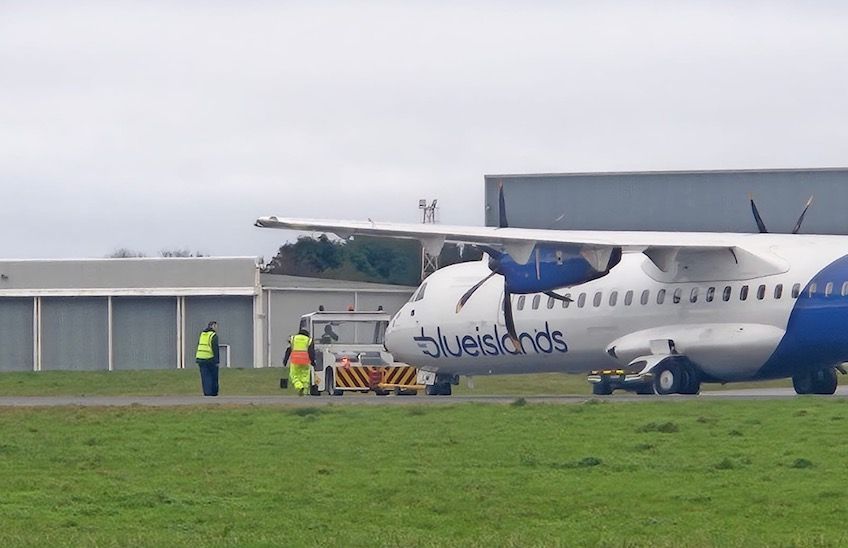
left=494, top=244, right=622, bottom=294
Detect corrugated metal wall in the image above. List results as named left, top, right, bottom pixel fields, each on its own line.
left=112, top=297, right=178, bottom=370
left=0, top=298, right=34, bottom=372
left=485, top=169, right=848, bottom=234
left=184, top=296, right=254, bottom=368
left=41, top=297, right=109, bottom=371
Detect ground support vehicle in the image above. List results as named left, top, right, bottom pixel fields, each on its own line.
left=587, top=368, right=655, bottom=395
left=282, top=311, right=423, bottom=396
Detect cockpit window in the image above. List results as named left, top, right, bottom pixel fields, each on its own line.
left=413, top=283, right=427, bottom=302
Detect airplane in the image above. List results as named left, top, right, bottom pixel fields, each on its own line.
left=255, top=186, right=847, bottom=396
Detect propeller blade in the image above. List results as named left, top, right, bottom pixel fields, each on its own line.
left=544, top=291, right=573, bottom=303
left=749, top=193, right=768, bottom=233
left=535, top=248, right=541, bottom=280
left=791, top=195, right=814, bottom=234
left=498, top=181, right=509, bottom=229
left=502, top=289, right=522, bottom=352
left=455, top=272, right=497, bottom=313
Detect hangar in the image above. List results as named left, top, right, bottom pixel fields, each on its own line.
left=484, top=168, right=848, bottom=233
left=0, top=257, right=413, bottom=372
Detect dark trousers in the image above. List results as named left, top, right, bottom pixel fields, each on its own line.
left=198, top=363, right=219, bottom=396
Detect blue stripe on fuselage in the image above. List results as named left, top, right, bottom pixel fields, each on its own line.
left=757, top=254, right=848, bottom=379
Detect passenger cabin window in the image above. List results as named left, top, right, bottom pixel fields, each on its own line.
left=842, top=282, right=848, bottom=297
left=532, top=294, right=541, bottom=310
left=609, top=291, right=618, bottom=306
left=517, top=296, right=526, bottom=310
left=774, top=284, right=783, bottom=299
left=722, top=286, right=732, bottom=302
left=740, top=285, right=749, bottom=301
left=656, top=289, right=666, bottom=305
left=562, top=293, right=572, bottom=308
left=808, top=283, right=817, bottom=298
left=593, top=291, right=602, bottom=307
left=640, top=290, right=650, bottom=305
left=706, top=287, right=715, bottom=302
left=547, top=295, right=555, bottom=309
left=792, top=283, right=801, bottom=298
left=690, top=288, right=699, bottom=303
left=624, top=290, right=634, bottom=306
left=825, top=282, right=834, bottom=297
left=756, top=285, right=766, bottom=300
left=672, top=288, right=682, bottom=304
left=577, top=293, right=586, bottom=308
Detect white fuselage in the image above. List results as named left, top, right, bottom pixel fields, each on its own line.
left=384, top=234, right=848, bottom=381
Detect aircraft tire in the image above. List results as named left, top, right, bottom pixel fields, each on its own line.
left=811, top=368, right=838, bottom=395
left=792, top=371, right=813, bottom=395
left=678, top=365, right=701, bottom=395
left=592, top=381, right=613, bottom=396
left=635, top=384, right=654, bottom=395
left=654, top=360, right=683, bottom=395
left=426, top=382, right=452, bottom=396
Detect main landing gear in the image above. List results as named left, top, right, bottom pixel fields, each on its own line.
left=653, top=358, right=701, bottom=395
left=425, top=374, right=455, bottom=396
left=792, top=368, right=838, bottom=395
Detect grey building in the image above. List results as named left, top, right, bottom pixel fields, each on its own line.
left=484, top=168, right=848, bottom=234
left=0, top=257, right=413, bottom=372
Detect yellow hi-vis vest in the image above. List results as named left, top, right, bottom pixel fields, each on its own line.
left=196, top=331, right=216, bottom=360
left=289, top=333, right=312, bottom=366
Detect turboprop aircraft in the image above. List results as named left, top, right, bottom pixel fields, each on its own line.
left=256, top=186, right=847, bottom=396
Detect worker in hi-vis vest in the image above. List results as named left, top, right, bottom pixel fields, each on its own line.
left=283, top=328, right=316, bottom=396
left=195, top=321, right=220, bottom=396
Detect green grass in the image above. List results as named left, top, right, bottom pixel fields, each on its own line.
left=0, top=369, right=793, bottom=397
left=1, top=399, right=846, bottom=546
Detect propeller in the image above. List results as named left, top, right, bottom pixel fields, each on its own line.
left=749, top=193, right=768, bottom=233
left=749, top=193, right=814, bottom=234
left=792, top=195, right=814, bottom=235
left=455, top=182, right=522, bottom=350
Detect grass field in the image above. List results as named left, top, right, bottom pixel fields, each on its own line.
left=0, top=368, right=793, bottom=397
left=1, top=398, right=845, bottom=547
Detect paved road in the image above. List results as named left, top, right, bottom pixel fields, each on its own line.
left=2, top=387, right=848, bottom=407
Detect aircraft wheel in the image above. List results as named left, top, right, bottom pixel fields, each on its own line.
left=811, top=368, right=838, bottom=395
left=654, top=361, right=683, bottom=395
left=326, top=370, right=343, bottom=396
left=426, top=382, right=451, bottom=395
left=592, top=381, right=613, bottom=396
left=635, top=384, right=655, bottom=395
left=792, top=371, right=813, bottom=395
left=679, top=366, right=701, bottom=395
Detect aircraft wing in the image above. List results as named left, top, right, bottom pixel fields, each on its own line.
left=254, top=216, right=788, bottom=280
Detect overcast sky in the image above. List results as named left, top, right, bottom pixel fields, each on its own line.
left=2, top=1, right=847, bottom=260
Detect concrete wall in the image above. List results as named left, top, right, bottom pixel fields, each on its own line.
left=485, top=168, right=848, bottom=234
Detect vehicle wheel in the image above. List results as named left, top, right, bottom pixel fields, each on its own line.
left=654, top=360, right=683, bottom=395
left=374, top=389, right=389, bottom=396
left=394, top=388, right=416, bottom=396
left=309, top=384, right=320, bottom=396
left=792, top=371, right=813, bottom=395
left=326, top=370, right=343, bottom=396
left=811, top=368, right=838, bottom=395
left=592, top=381, right=613, bottom=396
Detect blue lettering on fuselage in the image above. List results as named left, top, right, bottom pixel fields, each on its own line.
left=414, top=322, right=568, bottom=359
